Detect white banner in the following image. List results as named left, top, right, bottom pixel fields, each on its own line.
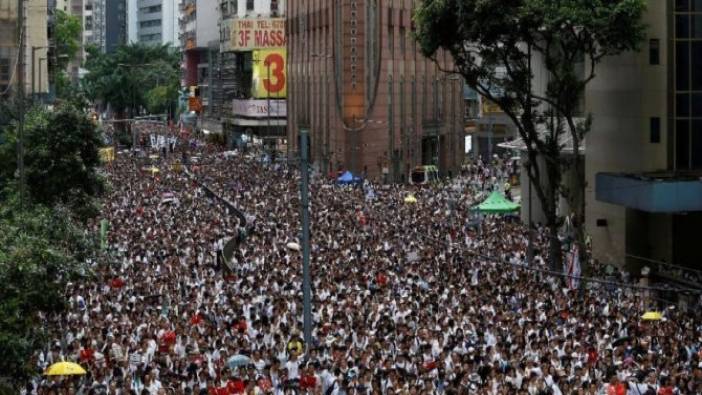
left=232, top=99, right=287, bottom=118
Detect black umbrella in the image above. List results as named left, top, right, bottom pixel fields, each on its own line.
left=612, top=336, right=633, bottom=347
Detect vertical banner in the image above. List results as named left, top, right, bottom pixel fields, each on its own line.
left=565, top=244, right=581, bottom=290
left=252, top=48, right=287, bottom=99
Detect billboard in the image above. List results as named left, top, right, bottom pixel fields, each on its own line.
left=229, top=18, right=286, bottom=51
left=252, top=48, right=287, bottom=99
left=232, top=99, right=287, bottom=117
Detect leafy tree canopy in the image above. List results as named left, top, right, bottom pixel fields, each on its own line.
left=0, top=103, right=105, bottom=220
left=82, top=43, right=181, bottom=117
left=414, top=0, right=646, bottom=269
left=0, top=197, right=96, bottom=389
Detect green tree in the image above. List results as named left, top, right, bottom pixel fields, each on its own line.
left=414, top=0, right=646, bottom=270
left=82, top=43, right=181, bottom=119
left=0, top=103, right=105, bottom=220
left=0, top=198, right=95, bottom=391
left=53, top=10, right=82, bottom=99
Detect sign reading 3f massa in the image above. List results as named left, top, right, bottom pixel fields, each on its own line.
left=229, top=18, right=286, bottom=51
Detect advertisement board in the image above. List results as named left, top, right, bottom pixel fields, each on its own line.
left=229, top=18, right=286, bottom=51
left=232, top=99, right=287, bottom=118
left=252, top=48, right=287, bottom=99
left=480, top=96, right=503, bottom=115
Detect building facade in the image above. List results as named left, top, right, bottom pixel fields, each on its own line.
left=128, top=0, right=180, bottom=45
left=0, top=0, right=50, bottom=99
left=588, top=0, right=702, bottom=275
left=287, top=0, right=464, bottom=180
left=196, top=0, right=287, bottom=141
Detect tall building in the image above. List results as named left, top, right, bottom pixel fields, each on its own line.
left=82, top=0, right=127, bottom=53
left=180, top=0, right=218, bottom=124
left=287, top=0, right=464, bottom=180
left=507, top=1, right=702, bottom=278
left=128, top=0, right=180, bottom=45
left=589, top=0, right=702, bottom=275
left=202, top=0, right=287, bottom=139
left=104, top=0, right=127, bottom=52
left=0, top=0, right=18, bottom=97
left=0, top=0, right=49, bottom=99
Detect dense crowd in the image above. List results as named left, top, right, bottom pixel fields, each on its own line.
left=28, top=129, right=702, bottom=395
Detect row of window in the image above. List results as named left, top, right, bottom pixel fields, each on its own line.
left=140, top=5, right=161, bottom=14
left=140, top=33, right=161, bottom=41
left=220, top=0, right=257, bottom=15
left=675, top=2, right=702, bottom=169
left=0, top=58, right=10, bottom=82
left=140, top=19, right=161, bottom=28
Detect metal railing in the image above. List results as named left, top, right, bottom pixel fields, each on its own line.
left=627, top=254, right=702, bottom=290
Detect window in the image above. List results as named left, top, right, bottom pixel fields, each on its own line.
left=271, top=0, right=278, bottom=14
left=140, top=20, right=161, bottom=28
left=85, top=15, right=93, bottom=30
left=246, top=0, right=254, bottom=12
left=388, top=25, right=393, bottom=52
left=674, top=4, right=702, bottom=168
left=649, top=39, right=660, bottom=65
left=141, top=5, right=161, bottom=13
left=650, top=117, right=661, bottom=143
left=0, top=58, right=9, bottom=82
left=399, top=27, right=406, bottom=55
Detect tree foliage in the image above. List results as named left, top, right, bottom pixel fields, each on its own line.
left=53, top=10, right=82, bottom=99
left=0, top=103, right=105, bottom=220
left=0, top=198, right=95, bottom=389
left=414, top=0, right=646, bottom=269
left=82, top=43, right=181, bottom=117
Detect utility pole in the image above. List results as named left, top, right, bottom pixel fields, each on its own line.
left=299, top=128, right=312, bottom=352
left=267, top=62, right=271, bottom=156
left=17, top=0, right=26, bottom=210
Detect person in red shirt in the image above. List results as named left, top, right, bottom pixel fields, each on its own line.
left=226, top=377, right=246, bottom=394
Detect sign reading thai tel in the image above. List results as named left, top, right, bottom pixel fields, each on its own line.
left=232, top=99, right=287, bottom=118
left=229, top=18, right=286, bottom=51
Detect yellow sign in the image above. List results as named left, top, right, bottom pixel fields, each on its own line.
left=99, top=147, right=115, bottom=163
left=481, top=97, right=503, bottom=115
left=252, top=48, right=287, bottom=99
left=229, top=18, right=286, bottom=51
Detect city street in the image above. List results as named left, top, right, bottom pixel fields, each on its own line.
left=31, top=126, right=702, bottom=394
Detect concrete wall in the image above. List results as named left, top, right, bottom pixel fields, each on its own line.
left=584, top=0, right=669, bottom=266
left=26, top=0, right=49, bottom=94
left=127, top=0, right=137, bottom=43
left=196, top=0, right=218, bottom=47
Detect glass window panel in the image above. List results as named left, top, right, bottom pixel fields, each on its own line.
left=677, top=120, right=690, bottom=169
left=677, top=93, right=690, bottom=117
left=693, top=0, right=702, bottom=11
left=694, top=15, right=702, bottom=38
left=677, top=0, right=690, bottom=11
left=677, top=15, right=690, bottom=39
left=692, top=93, right=702, bottom=117
left=677, top=41, right=690, bottom=90
left=693, top=120, right=702, bottom=168
left=692, top=42, right=702, bottom=90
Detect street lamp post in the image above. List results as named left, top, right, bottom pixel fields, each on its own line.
left=117, top=63, right=156, bottom=150
left=299, top=128, right=312, bottom=352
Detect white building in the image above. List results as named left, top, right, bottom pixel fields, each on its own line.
left=127, top=0, right=180, bottom=46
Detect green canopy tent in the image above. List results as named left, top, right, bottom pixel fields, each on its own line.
left=473, top=191, right=520, bottom=214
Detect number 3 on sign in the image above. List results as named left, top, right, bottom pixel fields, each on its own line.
left=263, top=53, right=285, bottom=94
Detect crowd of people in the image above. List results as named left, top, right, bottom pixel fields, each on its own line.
left=28, top=128, right=702, bottom=395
